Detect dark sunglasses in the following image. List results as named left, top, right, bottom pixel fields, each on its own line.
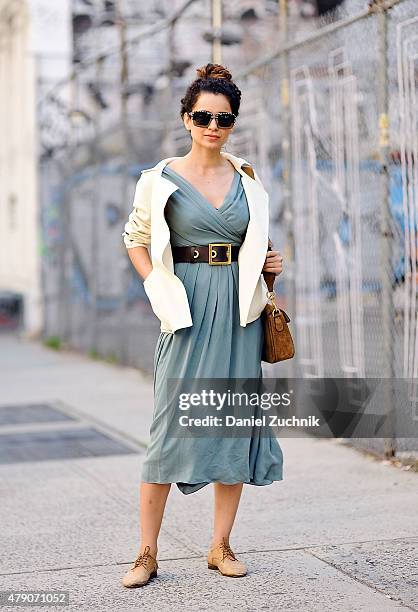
left=188, top=110, right=236, bottom=129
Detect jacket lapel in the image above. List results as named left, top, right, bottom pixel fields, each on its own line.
left=221, top=152, right=270, bottom=324
left=150, top=173, right=179, bottom=271
left=235, top=168, right=269, bottom=324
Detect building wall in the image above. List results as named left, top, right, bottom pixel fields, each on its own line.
left=0, top=0, right=71, bottom=337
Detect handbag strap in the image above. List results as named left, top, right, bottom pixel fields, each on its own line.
left=241, top=163, right=276, bottom=293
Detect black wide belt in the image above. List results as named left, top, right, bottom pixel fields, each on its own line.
left=172, top=243, right=240, bottom=265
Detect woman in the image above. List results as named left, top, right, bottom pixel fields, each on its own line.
left=121, top=63, right=284, bottom=588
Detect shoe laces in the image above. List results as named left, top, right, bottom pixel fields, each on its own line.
left=219, top=538, right=238, bottom=562
left=133, top=545, right=154, bottom=569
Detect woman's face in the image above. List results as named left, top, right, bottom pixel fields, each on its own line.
left=184, top=92, right=235, bottom=149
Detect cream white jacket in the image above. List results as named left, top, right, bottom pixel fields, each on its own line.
left=122, top=151, right=271, bottom=334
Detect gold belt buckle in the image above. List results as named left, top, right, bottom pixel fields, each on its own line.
left=208, top=243, right=232, bottom=265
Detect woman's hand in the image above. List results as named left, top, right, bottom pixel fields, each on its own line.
left=262, top=249, right=283, bottom=275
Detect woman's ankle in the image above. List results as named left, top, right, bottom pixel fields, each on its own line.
left=138, top=543, right=158, bottom=557
left=210, top=536, right=230, bottom=548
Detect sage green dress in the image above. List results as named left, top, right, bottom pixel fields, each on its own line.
left=141, top=164, right=284, bottom=495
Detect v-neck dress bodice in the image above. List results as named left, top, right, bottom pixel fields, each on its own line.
left=140, top=164, right=284, bottom=495
left=163, top=165, right=249, bottom=245
left=163, top=163, right=240, bottom=211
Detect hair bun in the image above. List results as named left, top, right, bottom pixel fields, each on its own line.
left=196, top=63, right=232, bottom=81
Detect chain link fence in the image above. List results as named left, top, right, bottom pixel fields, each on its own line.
left=39, top=0, right=418, bottom=457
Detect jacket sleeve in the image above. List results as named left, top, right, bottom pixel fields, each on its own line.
left=122, top=173, right=151, bottom=249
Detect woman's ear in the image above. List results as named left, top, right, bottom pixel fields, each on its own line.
left=183, top=114, right=192, bottom=139
left=183, top=113, right=191, bottom=132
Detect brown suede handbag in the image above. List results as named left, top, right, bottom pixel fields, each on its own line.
left=241, top=163, right=295, bottom=363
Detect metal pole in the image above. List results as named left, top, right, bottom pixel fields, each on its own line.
left=160, top=22, right=176, bottom=157
left=36, top=59, right=48, bottom=341
left=117, top=0, right=128, bottom=117
left=279, top=0, right=296, bottom=377
left=116, top=0, right=131, bottom=365
left=377, top=0, right=396, bottom=457
left=89, top=57, right=101, bottom=354
left=211, top=0, right=222, bottom=64
left=59, top=74, right=77, bottom=346
left=59, top=158, right=72, bottom=345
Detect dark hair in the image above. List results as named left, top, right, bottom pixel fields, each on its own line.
left=180, top=63, right=242, bottom=120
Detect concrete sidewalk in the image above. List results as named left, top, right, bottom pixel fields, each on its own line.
left=0, top=332, right=417, bottom=611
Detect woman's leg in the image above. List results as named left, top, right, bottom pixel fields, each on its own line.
left=137, top=482, right=171, bottom=557
left=210, top=482, right=243, bottom=547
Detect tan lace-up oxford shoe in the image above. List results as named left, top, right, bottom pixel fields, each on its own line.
left=207, top=537, right=247, bottom=577
left=121, top=545, right=159, bottom=588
